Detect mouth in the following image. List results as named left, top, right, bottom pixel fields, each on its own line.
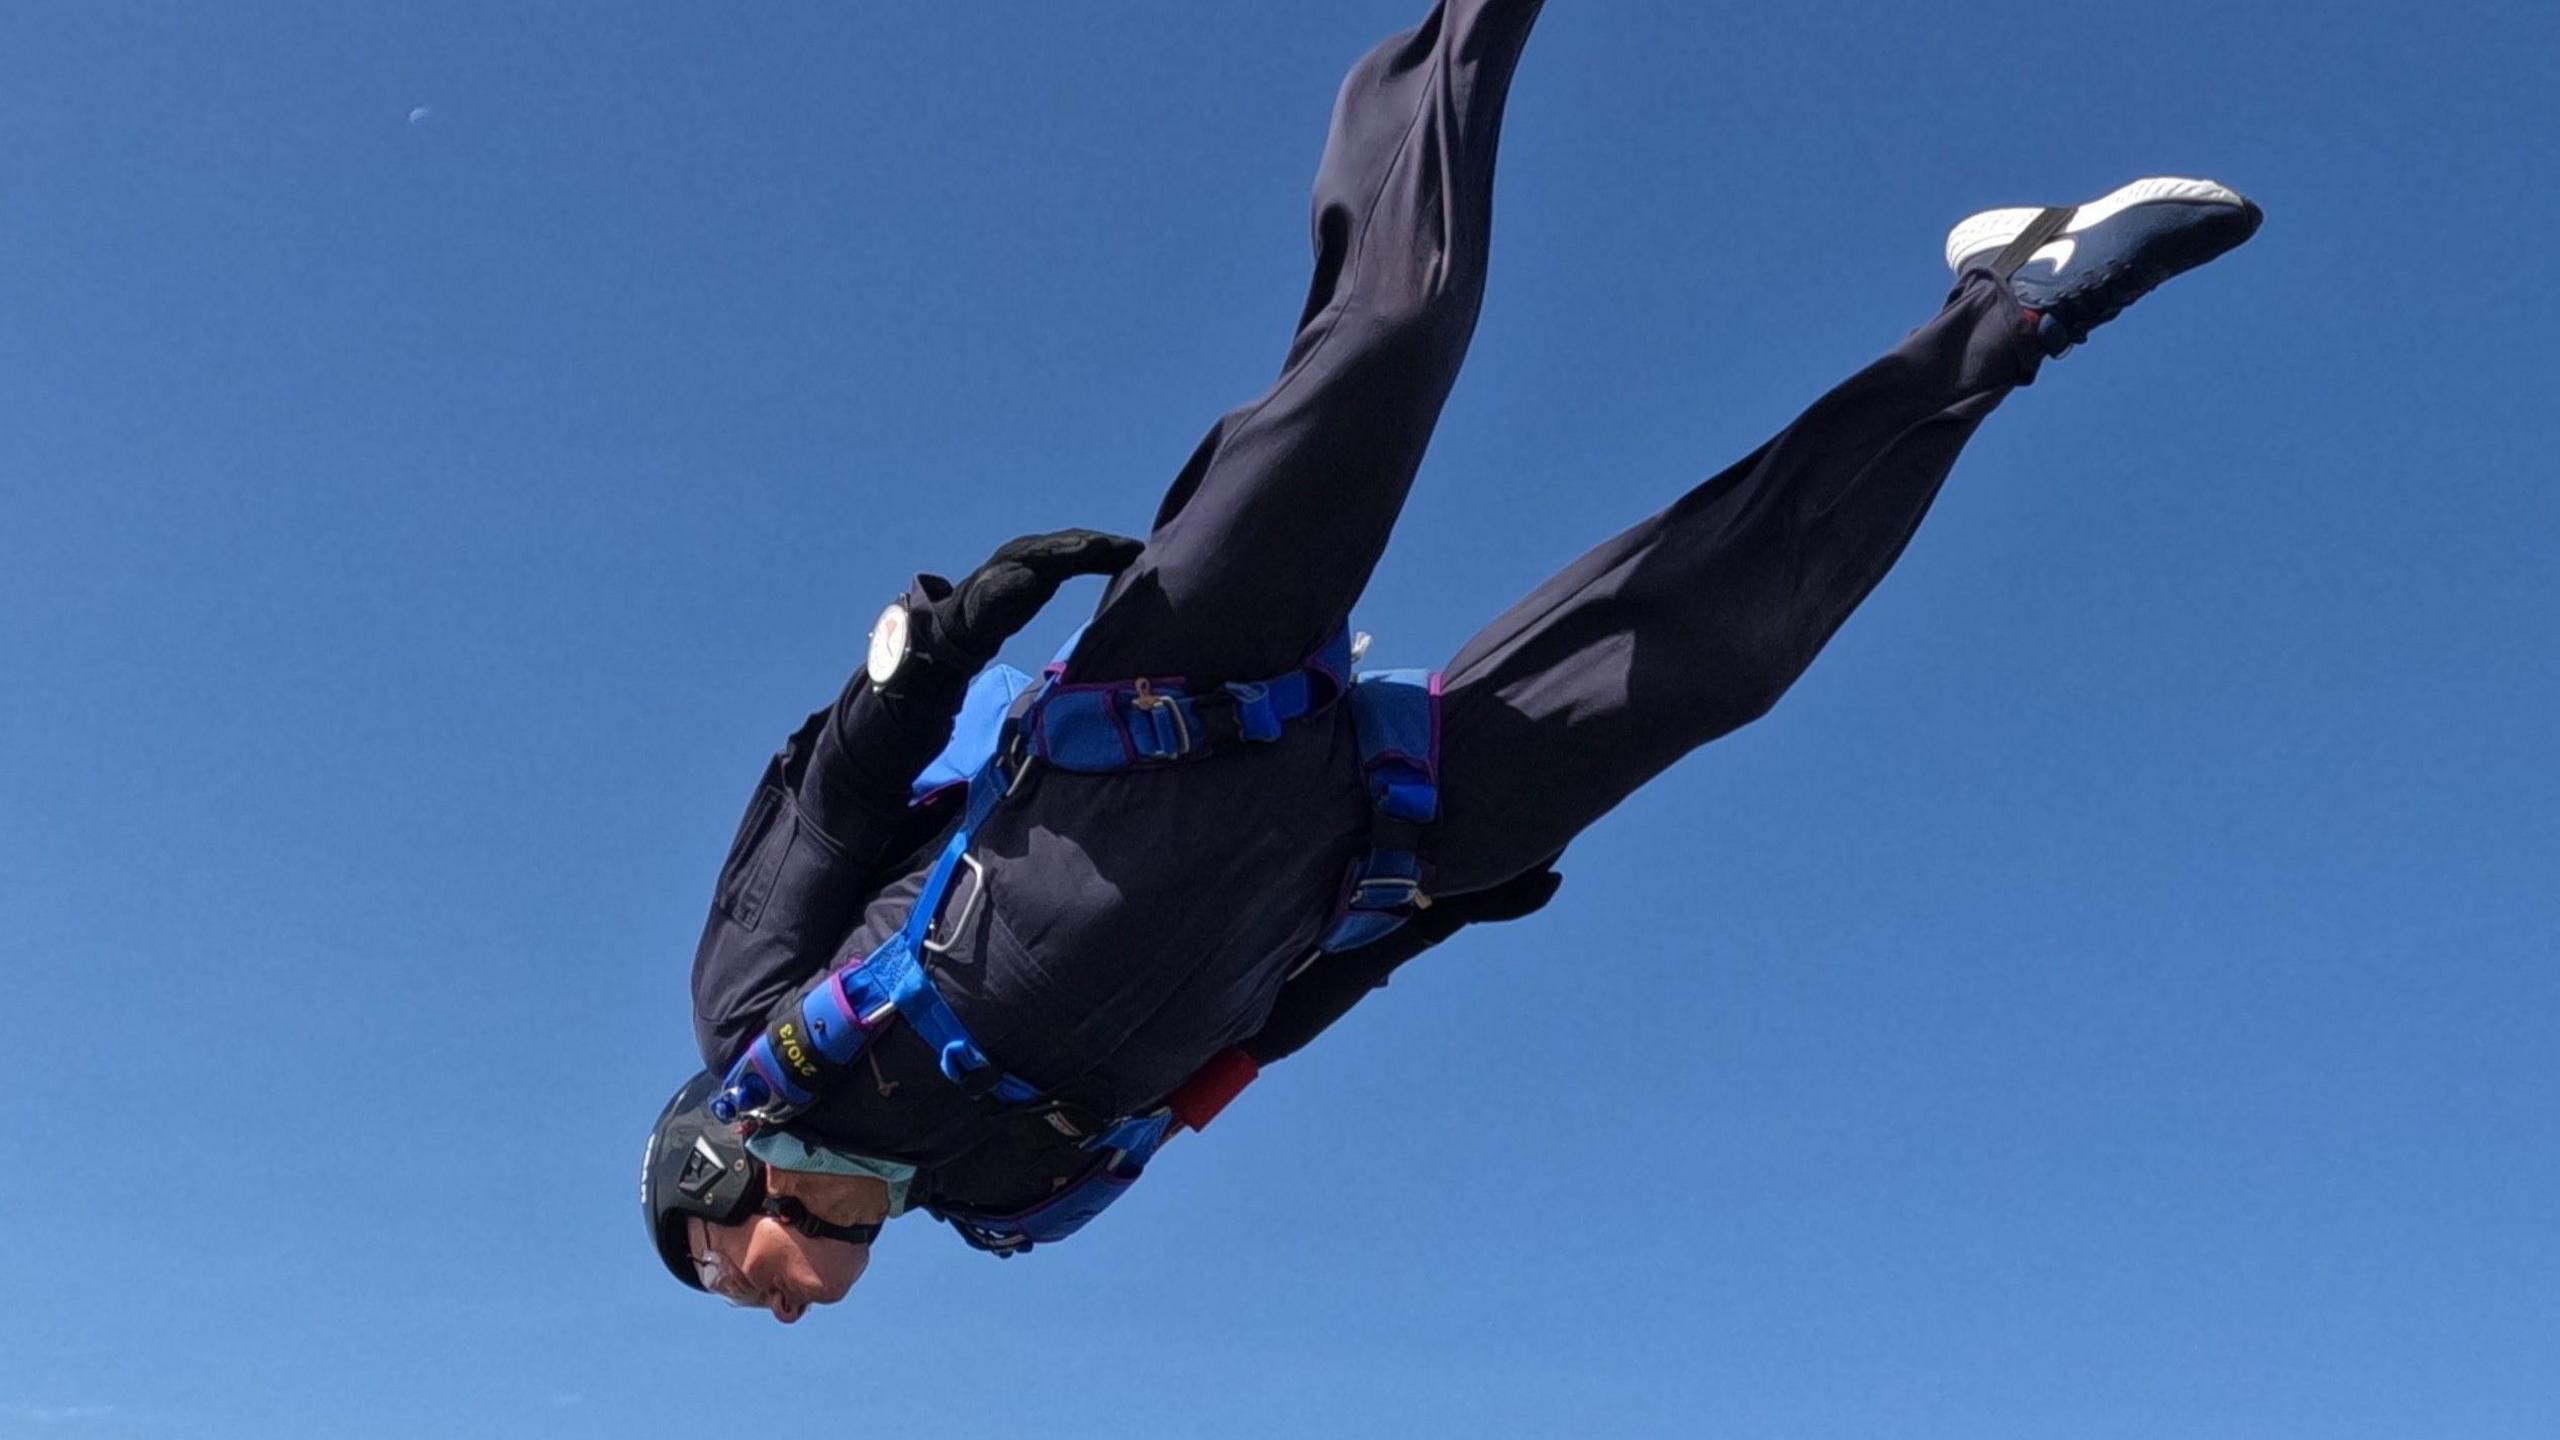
left=764, top=1270, right=813, bottom=1318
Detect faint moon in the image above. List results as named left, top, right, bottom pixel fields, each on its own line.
left=408, top=106, right=432, bottom=126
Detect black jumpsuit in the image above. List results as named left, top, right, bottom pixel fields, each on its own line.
left=690, top=0, right=2045, bottom=1214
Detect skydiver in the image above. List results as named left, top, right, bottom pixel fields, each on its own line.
left=642, top=0, right=2262, bottom=1321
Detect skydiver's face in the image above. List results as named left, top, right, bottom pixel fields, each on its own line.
left=684, top=1165, right=889, bottom=1321
left=688, top=1202, right=870, bottom=1323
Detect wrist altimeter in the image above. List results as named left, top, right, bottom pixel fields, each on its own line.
left=865, top=601, right=917, bottom=689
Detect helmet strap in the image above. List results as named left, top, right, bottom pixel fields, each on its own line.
left=762, top=1194, right=882, bottom=1247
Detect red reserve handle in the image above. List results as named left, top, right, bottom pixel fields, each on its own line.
left=1165, top=1047, right=1260, bottom=1133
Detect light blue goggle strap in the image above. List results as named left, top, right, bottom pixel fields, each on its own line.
left=1027, top=624, right=1355, bottom=770
left=746, top=1130, right=918, bottom=1217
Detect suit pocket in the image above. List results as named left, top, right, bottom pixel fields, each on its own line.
left=715, top=785, right=795, bottom=930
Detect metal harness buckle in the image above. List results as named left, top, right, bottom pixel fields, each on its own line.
left=1001, top=730, right=1039, bottom=797
left=1128, top=678, right=1192, bottom=759
left=922, top=853, right=987, bottom=954
left=1351, top=874, right=1426, bottom=911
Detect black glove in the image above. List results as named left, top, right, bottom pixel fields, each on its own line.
left=928, top=529, right=1145, bottom=662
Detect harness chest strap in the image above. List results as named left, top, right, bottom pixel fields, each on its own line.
left=713, top=628, right=1372, bottom=1126
left=1026, top=626, right=1356, bottom=768
left=710, top=633, right=1446, bottom=1252
left=712, top=771, right=1040, bottom=1125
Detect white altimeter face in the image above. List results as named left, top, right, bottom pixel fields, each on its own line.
left=865, top=603, right=911, bottom=686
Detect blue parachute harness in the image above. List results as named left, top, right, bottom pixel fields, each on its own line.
left=710, top=624, right=1441, bottom=1254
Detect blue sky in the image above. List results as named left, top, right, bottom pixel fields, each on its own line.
left=4, top=2, right=2554, bottom=1437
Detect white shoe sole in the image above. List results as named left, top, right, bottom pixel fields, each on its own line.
left=1944, top=176, right=2247, bottom=274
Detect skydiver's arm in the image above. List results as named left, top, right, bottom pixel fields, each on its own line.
left=689, top=580, right=982, bottom=1072
left=797, top=575, right=983, bottom=847
left=688, top=531, right=1145, bottom=1072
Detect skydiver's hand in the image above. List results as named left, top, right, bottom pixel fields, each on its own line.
left=932, top=529, right=1145, bottom=661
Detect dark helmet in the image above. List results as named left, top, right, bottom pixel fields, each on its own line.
left=641, top=1071, right=768, bottom=1290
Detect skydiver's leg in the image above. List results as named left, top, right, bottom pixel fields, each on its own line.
left=1067, top=0, right=1547, bottom=685
left=1422, top=276, right=2045, bottom=894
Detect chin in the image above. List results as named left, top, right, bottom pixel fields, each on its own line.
left=809, top=1257, right=867, bottom=1304
left=784, top=1242, right=868, bottom=1307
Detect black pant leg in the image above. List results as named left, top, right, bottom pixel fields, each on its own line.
left=1423, top=276, right=2046, bottom=894
left=1069, top=0, right=1548, bottom=684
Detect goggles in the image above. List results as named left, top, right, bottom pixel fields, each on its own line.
left=686, top=1199, right=884, bottom=1309
left=685, top=1217, right=763, bottom=1309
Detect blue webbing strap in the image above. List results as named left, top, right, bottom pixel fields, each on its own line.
left=713, top=653, right=1060, bottom=1124
left=910, top=664, right=1036, bottom=800
left=850, top=763, right=1045, bottom=1105
left=1095, top=1109, right=1177, bottom=1164
left=929, top=1106, right=1180, bottom=1257
left=711, top=729, right=1046, bottom=1122
left=716, top=628, right=1374, bottom=1127
left=1319, top=668, right=1443, bottom=953
left=1028, top=625, right=1354, bottom=770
